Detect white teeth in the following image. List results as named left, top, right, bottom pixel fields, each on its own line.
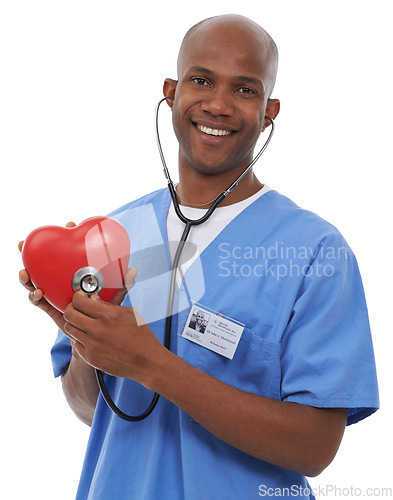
left=197, top=124, right=232, bottom=136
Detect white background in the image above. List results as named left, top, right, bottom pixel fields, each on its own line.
left=1, top=1, right=392, bottom=499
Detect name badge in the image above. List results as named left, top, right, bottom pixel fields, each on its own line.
left=181, top=303, right=244, bottom=360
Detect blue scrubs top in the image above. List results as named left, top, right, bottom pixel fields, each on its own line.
left=51, top=188, right=379, bottom=499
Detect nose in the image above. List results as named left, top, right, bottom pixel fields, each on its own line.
left=200, top=88, right=234, bottom=117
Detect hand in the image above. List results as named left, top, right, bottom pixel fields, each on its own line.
left=18, top=221, right=77, bottom=332
left=62, top=268, right=163, bottom=385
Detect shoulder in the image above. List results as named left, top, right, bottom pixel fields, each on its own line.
left=108, top=187, right=169, bottom=218
left=261, top=189, right=349, bottom=249
left=106, top=188, right=171, bottom=248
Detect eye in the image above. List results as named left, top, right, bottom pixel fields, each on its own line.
left=192, top=77, right=210, bottom=87
left=238, top=86, right=256, bottom=95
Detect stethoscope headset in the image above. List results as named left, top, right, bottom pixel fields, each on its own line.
left=95, top=96, right=275, bottom=421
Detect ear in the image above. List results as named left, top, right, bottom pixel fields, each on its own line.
left=163, top=78, right=178, bottom=109
left=263, top=98, right=280, bottom=131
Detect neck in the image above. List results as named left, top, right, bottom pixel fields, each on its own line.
left=177, top=164, right=263, bottom=208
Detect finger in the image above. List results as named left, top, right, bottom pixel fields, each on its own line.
left=72, top=291, right=105, bottom=319
left=19, top=269, right=35, bottom=290
left=63, top=321, right=88, bottom=347
left=28, top=288, right=44, bottom=305
left=63, top=300, right=96, bottom=330
left=18, top=240, right=24, bottom=252
left=19, top=270, right=44, bottom=299
left=112, top=267, right=138, bottom=306
left=124, top=267, right=138, bottom=290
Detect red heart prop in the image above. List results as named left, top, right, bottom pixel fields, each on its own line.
left=22, top=216, right=131, bottom=312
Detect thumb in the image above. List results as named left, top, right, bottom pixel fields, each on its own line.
left=111, top=267, right=138, bottom=306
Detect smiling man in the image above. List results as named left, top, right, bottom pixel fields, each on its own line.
left=20, top=14, right=379, bottom=500
left=165, top=15, right=279, bottom=201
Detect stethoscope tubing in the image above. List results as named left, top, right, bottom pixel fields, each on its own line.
left=96, top=97, right=275, bottom=421
left=156, top=96, right=275, bottom=225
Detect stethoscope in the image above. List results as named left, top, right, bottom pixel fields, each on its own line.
left=95, top=96, right=275, bottom=421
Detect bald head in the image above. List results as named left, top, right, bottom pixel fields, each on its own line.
left=177, top=14, right=278, bottom=97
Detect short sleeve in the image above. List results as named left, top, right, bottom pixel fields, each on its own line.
left=51, top=330, right=72, bottom=378
left=280, top=231, right=379, bottom=425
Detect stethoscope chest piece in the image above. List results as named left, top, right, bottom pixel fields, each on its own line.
left=72, top=266, right=105, bottom=295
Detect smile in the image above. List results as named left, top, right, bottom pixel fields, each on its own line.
left=196, top=124, right=233, bottom=137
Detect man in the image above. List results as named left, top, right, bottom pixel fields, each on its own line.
left=20, top=14, right=379, bottom=500
left=188, top=310, right=206, bottom=333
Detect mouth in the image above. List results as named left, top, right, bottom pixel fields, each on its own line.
left=195, top=123, right=234, bottom=137
left=194, top=123, right=234, bottom=137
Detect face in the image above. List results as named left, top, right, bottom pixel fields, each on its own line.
left=164, top=21, right=277, bottom=178
left=196, top=312, right=204, bottom=325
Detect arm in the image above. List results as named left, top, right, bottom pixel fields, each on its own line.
left=146, top=349, right=347, bottom=477
left=18, top=232, right=137, bottom=427
left=62, top=293, right=348, bottom=476
left=61, top=350, right=99, bottom=426
left=19, top=265, right=100, bottom=426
